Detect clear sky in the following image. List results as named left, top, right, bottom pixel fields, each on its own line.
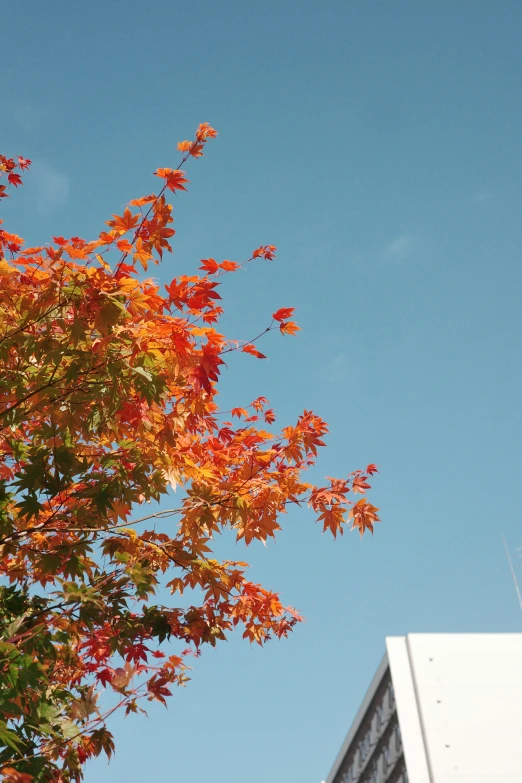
left=3, top=1, right=522, bottom=781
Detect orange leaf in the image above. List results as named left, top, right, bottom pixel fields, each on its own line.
left=133, top=238, right=153, bottom=270
left=21, top=246, right=44, bottom=255
left=1, top=769, right=34, bottom=783
left=107, top=208, right=140, bottom=234
left=129, top=194, right=156, bottom=207
left=352, top=475, right=372, bottom=494
left=279, top=321, right=301, bottom=336
left=251, top=396, right=268, bottom=411
left=241, top=344, right=267, bottom=359
left=317, top=505, right=345, bottom=538
left=195, top=122, right=218, bottom=141
left=220, top=260, right=240, bottom=272
left=154, top=168, right=189, bottom=193
left=349, top=499, right=380, bottom=536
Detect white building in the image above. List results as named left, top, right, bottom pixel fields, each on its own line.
left=325, top=633, right=522, bottom=783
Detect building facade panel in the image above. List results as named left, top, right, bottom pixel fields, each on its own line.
left=326, top=634, right=522, bottom=783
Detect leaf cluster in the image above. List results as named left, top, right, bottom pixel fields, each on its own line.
left=0, top=125, right=379, bottom=781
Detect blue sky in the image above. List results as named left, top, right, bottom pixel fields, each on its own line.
left=3, top=1, right=522, bottom=781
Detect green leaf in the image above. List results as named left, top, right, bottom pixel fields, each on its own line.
left=0, top=720, right=24, bottom=751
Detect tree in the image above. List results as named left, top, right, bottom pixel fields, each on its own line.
left=0, top=126, right=379, bottom=782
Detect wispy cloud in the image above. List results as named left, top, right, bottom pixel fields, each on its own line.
left=12, top=102, right=44, bottom=135
left=327, top=352, right=363, bottom=383
left=385, top=234, right=415, bottom=260
left=30, top=161, right=70, bottom=214
left=475, top=190, right=495, bottom=205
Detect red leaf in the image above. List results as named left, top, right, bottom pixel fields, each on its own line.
left=253, top=245, right=277, bottom=260
left=7, top=173, right=22, bottom=187
left=96, top=668, right=114, bottom=687
left=199, top=258, right=219, bottom=274
left=272, top=307, right=295, bottom=322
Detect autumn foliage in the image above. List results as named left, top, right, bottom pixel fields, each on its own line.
left=0, top=128, right=379, bottom=781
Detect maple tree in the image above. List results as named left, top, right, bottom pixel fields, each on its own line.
left=0, top=128, right=379, bottom=782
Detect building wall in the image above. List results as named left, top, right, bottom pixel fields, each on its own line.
left=388, top=634, right=522, bottom=783
left=326, top=656, right=408, bottom=783
left=326, top=634, right=522, bottom=783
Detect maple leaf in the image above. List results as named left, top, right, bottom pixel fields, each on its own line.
left=107, top=207, right=140, bottom=234
left=366, top=463, right=378, bottom=475
left=129, top=193, right=156, bottom=207
left=154, top=168, right=189, bottom=193
left=7, top=173, right=22, bottom=187
left=133, top=237, right=153, bottom=269
left=178, top=140, right=205, bottom=157
left=147, top=675, right=172, bottom=707
left=231, top=407, right=249, bottom=418
left=264, top=408, right=276, bottom=424
left=189, top=143, right=205, bottom=157
left=70, top=684, right=100, bottom=722
left=195, top=122, right=218, bottom=141
left=111, top=662, right=135, bottom=690
left=199, top=258, right=219, bottom=274
left=279, top=320, right=301, bottom=336
left=96, top=668, right=114, bottom=687
left=352, top=475, right=371, bottom=494
left=253, top=244, right=277, bottom=260
left=349, top=499, right=380, bottom=536
left=242, top=343, right=267, bottom=359
left=272, top=307, right=295, bottom=322
left=20, top=245, right=43, bottom=255
left=317, top=504, right=345, bottom=538
left=220, top=260, right=240, bottom=272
